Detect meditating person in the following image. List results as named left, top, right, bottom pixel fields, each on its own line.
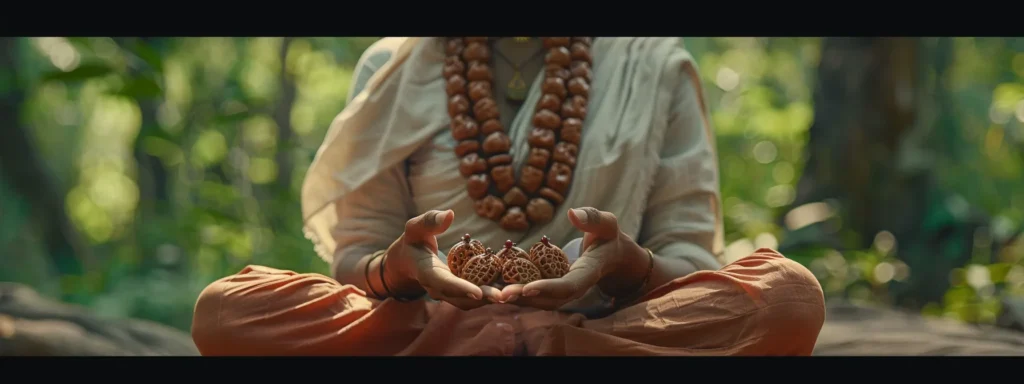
left=190, top=37, right=826, bottom=356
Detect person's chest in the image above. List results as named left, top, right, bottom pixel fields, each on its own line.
left=407, top=41, right=670, bottom=250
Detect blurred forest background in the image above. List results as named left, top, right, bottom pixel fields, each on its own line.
left=1, top=37, right=1023, bottom=354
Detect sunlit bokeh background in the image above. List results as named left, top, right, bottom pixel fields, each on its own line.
left=1, top=37, right=1022, bottom=338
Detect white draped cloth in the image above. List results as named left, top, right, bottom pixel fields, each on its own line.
left=301, top=37, right=725, bottom=274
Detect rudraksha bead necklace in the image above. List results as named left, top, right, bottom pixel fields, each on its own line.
left=442, top=37, right=594, bottom=232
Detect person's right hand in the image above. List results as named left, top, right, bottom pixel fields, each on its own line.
left=382, top=209, right=501, bottom=310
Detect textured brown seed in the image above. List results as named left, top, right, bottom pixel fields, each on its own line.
left=528, top=236, right=570, bottom=279
left=461, top=252, right=500, bottom=286
left=496, top=239, right=528, bottom=269
left=447, top=234, right=485, bottom=278
left=502, top=257, right=543, bottom=285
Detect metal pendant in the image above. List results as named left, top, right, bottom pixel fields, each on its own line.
left=506, top=71, right=529, bottom=102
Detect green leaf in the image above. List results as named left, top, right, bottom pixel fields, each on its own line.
left=41, top=63, right=115, bottom=83
left=132, top=40, right=164, bottom=73
left=0, top=69, right=13, bottom=97
left=112, top=75, right=163, bottom=99
left=214, top=109, right=250, bottom=125
left=65, top=37, right=93, bottom=49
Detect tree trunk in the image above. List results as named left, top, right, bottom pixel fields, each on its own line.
left=781, top=37, right=1007, bottom=310
left=274, top=37, right=296, bottom=196
left=0, top=37, right=91, bottom=276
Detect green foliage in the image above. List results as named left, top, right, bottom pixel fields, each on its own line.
left=0, top=37, right=1022, bottom=331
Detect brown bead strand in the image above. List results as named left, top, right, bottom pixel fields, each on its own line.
left=443, top=37, right=593, bottom=232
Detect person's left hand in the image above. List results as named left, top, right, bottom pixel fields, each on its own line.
left=499, top=207, right=650, bottom=310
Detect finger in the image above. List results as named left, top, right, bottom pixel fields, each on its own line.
left=439, top=296, right=490, bottom=311
left=499, top=284, right=525, bottom=303
left=521, top=259, right=602, bottom=300
left=567, top=207, right=619, bottom=243
left=419, top=262, right=483, bottom=300
left=480, top=285, right=503, bottom=303
left=560, top=286, right=608, bottom=310
left=404, top=210, right=454, bottom=249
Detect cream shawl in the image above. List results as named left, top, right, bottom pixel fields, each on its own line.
left=302, top=37, right=724, bottom=271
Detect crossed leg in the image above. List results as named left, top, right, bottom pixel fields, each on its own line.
left=191, top=248, right=824, bottom=356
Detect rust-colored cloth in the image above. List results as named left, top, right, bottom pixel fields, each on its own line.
left=191, top=248, right=825, bottom=356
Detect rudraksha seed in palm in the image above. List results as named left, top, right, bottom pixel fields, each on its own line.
left=499, top=207, right=529, bottom=231
left=460, top=251, right=500, bottom=286
left=496, top=239, right=528, bottom=269
left=528, top=236, right=570, bottom=279
left=447, top=234, right=485, bottom=278
left=459, top=153, right=487, bottom=177
left=502, top=257, right=543, bottom=285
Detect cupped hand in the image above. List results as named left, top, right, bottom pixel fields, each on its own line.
left=384, top=210, right=502, bottom=310
left=499, top=207, right=649, bottom=310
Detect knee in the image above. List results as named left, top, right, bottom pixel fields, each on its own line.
left=190, top=265, right=342, bottom=355
left=750, top=249, right=826, bottom=354
left=191, top=277, right=233, bottom=355
left=750, top=248, right=824, bottom=309
left=736, top=248, right=824, bottom=300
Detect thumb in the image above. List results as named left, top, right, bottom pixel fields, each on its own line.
left=404, top=210, right=455, bottom=249
left=567, top=207, right=619, bottom=242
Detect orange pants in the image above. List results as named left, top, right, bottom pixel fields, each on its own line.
left=191, top=248, right=825, bottom=356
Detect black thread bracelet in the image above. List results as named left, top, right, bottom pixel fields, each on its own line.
left=363, top=251, right=387, bottom=300
left=604, top=247, right=655, bottom=307
left=378, top=252, right=424, bottom=302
